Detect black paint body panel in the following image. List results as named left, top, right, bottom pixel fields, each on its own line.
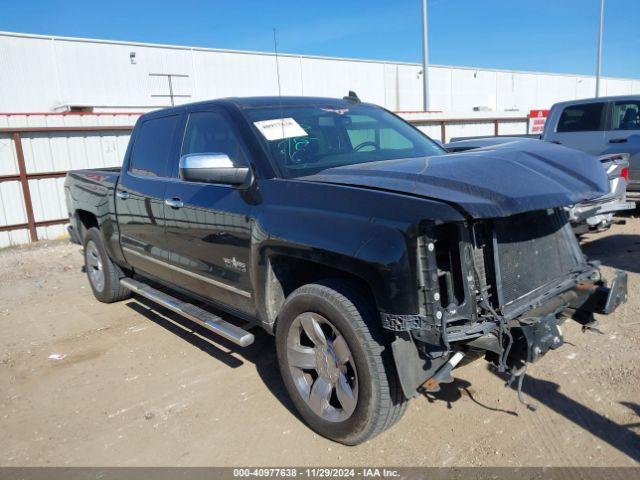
left=301, top=138, right=609, bottom=219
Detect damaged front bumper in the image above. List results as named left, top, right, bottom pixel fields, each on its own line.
left=507, top=269, right=628, bottom=366
left=384, top=269, right=628, bottom=398
left=573, top=269, right=628, bottom=315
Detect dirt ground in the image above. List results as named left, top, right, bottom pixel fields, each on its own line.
left=0, top=219, right=638, bottom=467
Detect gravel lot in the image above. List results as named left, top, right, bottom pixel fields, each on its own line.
left=0, top=219, right=638, bottom=467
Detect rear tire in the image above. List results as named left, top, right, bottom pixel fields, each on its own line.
left=83, top=227, right=131, bottom=303
left=275, top=279, right=407, bottom=445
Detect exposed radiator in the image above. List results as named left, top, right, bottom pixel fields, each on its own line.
left=492, top=209, right=581, bottom=305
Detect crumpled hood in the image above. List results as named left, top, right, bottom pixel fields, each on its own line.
left=299, top=139, right=609, bottom=219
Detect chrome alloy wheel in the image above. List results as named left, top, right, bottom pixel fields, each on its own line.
left=85, top=240, right=105, bottom=292
left=286, top=312, right=358, bottom=422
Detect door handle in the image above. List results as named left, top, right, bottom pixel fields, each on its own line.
left=164, top=197, right=184, bottom=209
left=116, top=190, right=130, bottom=200
left=609, top=138, right=628, bottom=144
left=550, top=140, right=562, bottom=145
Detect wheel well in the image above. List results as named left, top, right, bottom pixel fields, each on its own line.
left=265, top=255, right=377, bottom=325
left=75, top=210, right=98, bottom=240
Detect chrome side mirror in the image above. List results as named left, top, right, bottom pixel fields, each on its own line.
left=179, top=153, right=250, bottom=186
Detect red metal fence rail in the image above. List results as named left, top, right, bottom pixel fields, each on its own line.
left=405, top=116, right=530, bottom=143
left=0, top=116, right=529, bottom=243
left=0, top=125, right=133, bottom=241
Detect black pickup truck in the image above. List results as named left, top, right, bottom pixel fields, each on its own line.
left=65, top=95, right=628, bottom=445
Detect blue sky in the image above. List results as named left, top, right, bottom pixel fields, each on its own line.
left=2, top=0, right=639, bottom=78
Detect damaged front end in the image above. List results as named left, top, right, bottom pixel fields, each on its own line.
left=384, top=207, right=628, bottom=400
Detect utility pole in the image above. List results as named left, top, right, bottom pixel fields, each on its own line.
left=421, top=0, right=430, bottom=111
left=595, top=0, right=604, bottom=97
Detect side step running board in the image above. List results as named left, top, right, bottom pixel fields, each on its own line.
left=120, top=278, right=255, bottom=347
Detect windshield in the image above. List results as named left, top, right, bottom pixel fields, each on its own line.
left=244, top=103, right=445, bottom=178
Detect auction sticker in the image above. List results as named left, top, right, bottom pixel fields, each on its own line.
left=253, top=118, right=308, bottom=141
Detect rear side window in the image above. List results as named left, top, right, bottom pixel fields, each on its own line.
left=611, top=101, right=640, bottom=130
left=129, top=115, right=179, bottom=177
left=557, top=103, right=606, bottom=132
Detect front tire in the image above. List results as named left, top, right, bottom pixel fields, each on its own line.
left=275, top=280, right=407, bottom=445
left=83, top=227, right=131, bottom=303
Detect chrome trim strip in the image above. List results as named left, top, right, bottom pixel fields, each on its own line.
left=122, top=246, right=252, bottom=298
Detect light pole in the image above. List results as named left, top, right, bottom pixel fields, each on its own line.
left=421, top=0, right=430, bottom=111
left=595, top=0, right=604, bottom=97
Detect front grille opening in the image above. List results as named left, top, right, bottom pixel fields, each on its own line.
left=434, top=225, right=465, bottom=307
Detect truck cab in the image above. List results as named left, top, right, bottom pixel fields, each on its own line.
left=543, top=95, right=640, bottom=199
left=65, top=96, right=628, bottom=445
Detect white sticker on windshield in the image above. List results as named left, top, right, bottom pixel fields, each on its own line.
left=253, top=118, right=308, bottom=141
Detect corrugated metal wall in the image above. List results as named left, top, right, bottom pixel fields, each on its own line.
left=0, top=114, right=139, bottom=247
left=2, top=32, right=640, bottom=113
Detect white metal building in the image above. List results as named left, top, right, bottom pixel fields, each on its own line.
left=2, top=31, right=640, bottom=114
left=1, top=31, right=639, bottom=249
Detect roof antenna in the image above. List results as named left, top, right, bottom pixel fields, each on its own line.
left=273, top=28, right=283, bottom=98
left=273, top=28, right=285, bottom=140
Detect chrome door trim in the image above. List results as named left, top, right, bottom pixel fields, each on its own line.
left=122, top=246, right=252, bottom=299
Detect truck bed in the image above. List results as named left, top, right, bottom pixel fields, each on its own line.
left=65, top=168, right=121, bottom=198
left=64, top=167, right=122, bottom=244
left=66, top=167, right=121, bottom=184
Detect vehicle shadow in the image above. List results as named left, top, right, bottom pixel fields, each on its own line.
left=620, top=402, right=640, bottom=429
left=493, top=370, right=640, bottom=463
left=420, top=367, right=639, bottom=463
left=581, top=233, right=640, bottom=273
left=124, top=295, right=300, bottom=422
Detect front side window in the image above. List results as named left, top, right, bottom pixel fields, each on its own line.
left=611, top=101, right=640, bottom=130
left=129, top=115, right=179, bottom=177
left=243, top=104, right=444, bottom=178
left=557, top=103, right=606, bottom=132
left=181, top=111, right=247, bottom=166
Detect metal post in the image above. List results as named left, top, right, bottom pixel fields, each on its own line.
left=421, top=0, right=430, bottom=112
left=13, top=132, right=38, bottom=242
left=595, top=0, right=604, bottom=97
